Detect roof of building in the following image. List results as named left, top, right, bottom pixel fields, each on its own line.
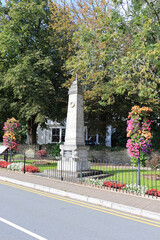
left=0, top=146, right=9, bottom=155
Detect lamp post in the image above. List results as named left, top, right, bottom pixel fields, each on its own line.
left=138, top=157, right=141, bottom=186
left=9, top=149, right=12, bottom=162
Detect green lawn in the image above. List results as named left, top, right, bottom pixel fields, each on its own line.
left=91, top=164, right=160, bottom=190
left=34, top=162, right=57, bottom=172
left=13, top=159, right=57, bottom=172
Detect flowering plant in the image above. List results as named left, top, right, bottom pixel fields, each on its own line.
left=37, top=150, right=47, bottom=157
left=83, top=178, right=126, bottom=189
left=0, top=161, right=11, bottom=168
left=22, top=165, right=40, bottom=173
left=103, top=181, right=126, bottom=190
left=3, top=118, right=21, bottom=151
left=123, top=184, right=148, bottom=195
left=145, top=189, right=160, bottom=197
left=83, top=178, right=105, bottom=186
left=126, top=106, right=153, bottom=166
left=7, top=162, right=24, bottom=171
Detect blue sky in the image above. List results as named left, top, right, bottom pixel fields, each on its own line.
left=1, top=0, right=6, bottom=5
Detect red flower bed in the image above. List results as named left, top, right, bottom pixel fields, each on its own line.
left=145, top=189, right=160, bottom=197
left=103, top=181, right=126, bottom=190
left=0, top=161, right=11, bottom=168
left=22, top=165, right=40, bottom=173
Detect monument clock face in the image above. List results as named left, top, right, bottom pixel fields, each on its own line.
left=70, top=102, right=75, bottom=108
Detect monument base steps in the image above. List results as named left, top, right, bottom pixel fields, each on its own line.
left=36, top=169, right=111, bottom=181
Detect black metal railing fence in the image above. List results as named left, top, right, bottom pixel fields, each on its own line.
left=0, top=152, right=159, bottom=199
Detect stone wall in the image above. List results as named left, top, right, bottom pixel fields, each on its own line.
left=18, top=144, right=160, bottom=165
left=19, top=144, right=40, bottom=158
left=19, top=144, right=131, bottom=164
left=88, top=149, right=131, bottom=165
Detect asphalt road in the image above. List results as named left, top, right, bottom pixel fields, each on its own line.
left=0, top=180, right=160, bottom=240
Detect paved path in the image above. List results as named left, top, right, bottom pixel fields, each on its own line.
left=0, top=169, right=160, bottom=221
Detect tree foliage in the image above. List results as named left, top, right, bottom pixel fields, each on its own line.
left=0, top=0, right=68, bottom=144
left=49, top=0, right=76, bottom=65
left=0, top=0, right=159, bottom=145
left=65, top=0, right=160, bottom=135
left=106, top=0, right=160, bottom=111
left=64, top=1, right=133, bottom=132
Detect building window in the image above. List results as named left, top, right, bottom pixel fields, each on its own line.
left=62, top=128, right=65, bottom=142
left=52, top=128, right=60, bottom=142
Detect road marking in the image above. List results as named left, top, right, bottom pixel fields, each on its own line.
left=0, top=180, right=160, bottom=228
left=0, top=217, right=47, bottom=240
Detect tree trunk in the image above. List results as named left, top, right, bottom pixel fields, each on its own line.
left=27, top=118, right=38, bottom=145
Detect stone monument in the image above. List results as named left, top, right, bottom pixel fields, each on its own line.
left=57, top=76, right=90, bottom=172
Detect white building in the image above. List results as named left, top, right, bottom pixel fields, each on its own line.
left=37, top=119, right=66, bottom=145
left=37, top=119, right=112, bottom=146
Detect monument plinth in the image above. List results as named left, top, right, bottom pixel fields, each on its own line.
left=57, top=77, right=90, bottom=172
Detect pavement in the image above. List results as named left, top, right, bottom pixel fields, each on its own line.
left=0, top=168, right=160, bottom=221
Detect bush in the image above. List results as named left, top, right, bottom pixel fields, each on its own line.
left=37, top=150, right=47, bottom=157
left=89, top=143, right=106, bottom=151
left=7, top=162, right=24, bottom=171
left=49, top=143, right=61, bottom=158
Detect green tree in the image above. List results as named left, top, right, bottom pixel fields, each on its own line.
left=0, top=0, right=67, bottom=144
left=106, top=0, right=160, bottom=112
left=65, top=0, right=160, bottom=137
left=49, top=0, right=76, bottom=68
left=65, top=0, right=134, bottom=134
